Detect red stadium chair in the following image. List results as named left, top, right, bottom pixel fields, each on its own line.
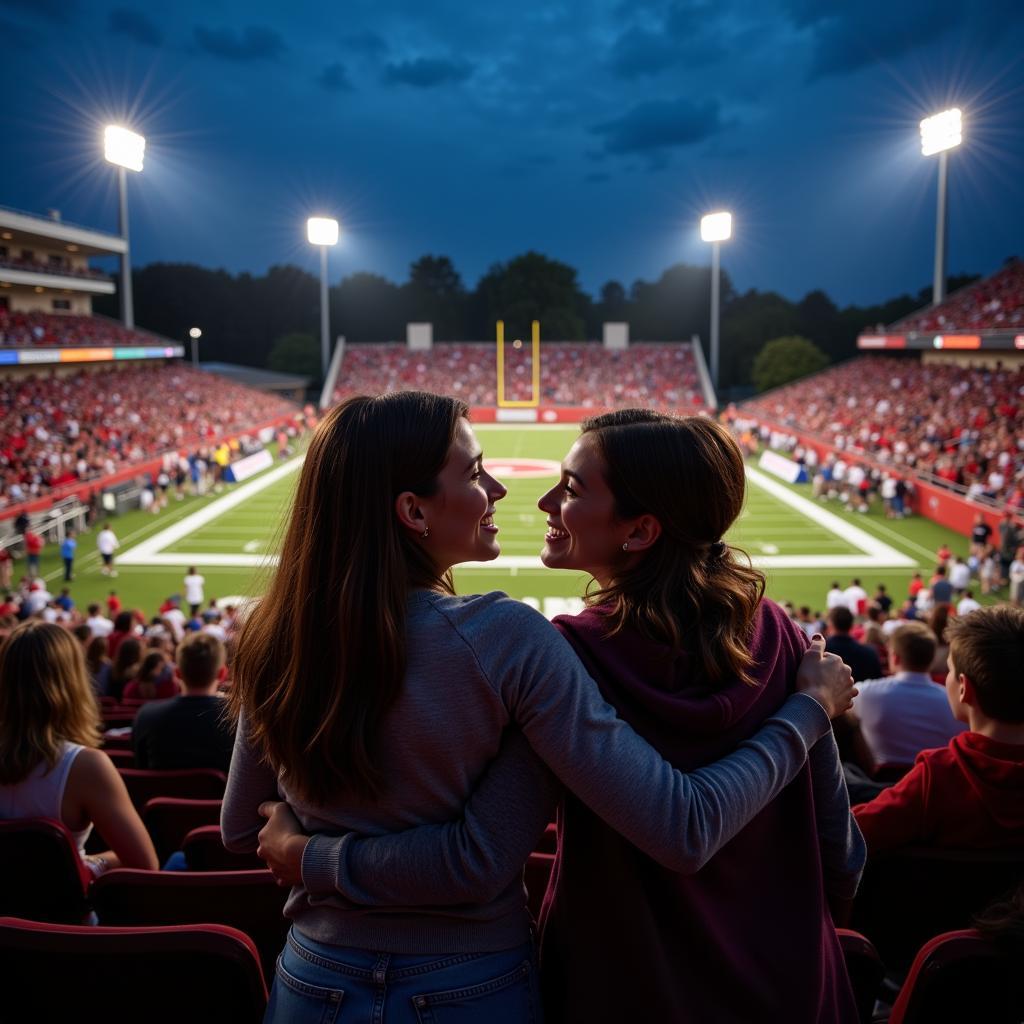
left=181, top=825, right=264, bottom=871
left=524, top=851, right=555, bottom=921
left=104, top=747, right=135, bottom=769
left=850, top=846, right=1024, bottom=973
left=141, top=798, right=222, bottom=865
left=889, top=929, right=1024, bottom=1024
left=836, top=928, right=885, bottom=1024
left=0, top=818, right=92, bottom=923
left=534, top=822, right=558, bottom=854
left=0, top=916, right=267, bottom=1023
left=118, top=767, right=226, bottom=810
left=91, top=867, right=289, bottom=980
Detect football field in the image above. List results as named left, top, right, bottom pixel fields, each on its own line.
left=38, top=425, right=984, bottom=617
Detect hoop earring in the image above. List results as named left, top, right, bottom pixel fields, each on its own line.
left=422, top=527, right=430, bottom=539
left=622, top=542, right=629, bottom=551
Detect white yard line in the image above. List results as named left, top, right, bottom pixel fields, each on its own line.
left=744, top=466, right=914, bottom=568
left=119, top=458, right=303, bottom=565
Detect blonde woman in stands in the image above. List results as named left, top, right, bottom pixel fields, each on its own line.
left=0, top=621, right=158, bottom=875
left=223, top=393, right=855, bottom=1023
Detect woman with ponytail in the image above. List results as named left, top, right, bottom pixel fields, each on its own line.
left=228, top=395, right=857, bottom=1022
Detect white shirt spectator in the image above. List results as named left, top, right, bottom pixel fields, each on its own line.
left=843, top=583, right=868, bottom=615
left=162, top=607, right=187, bottom=642
left=949, top=561, right=971, bottom=590
left=97, top=528, right=119, bottom=556
left=86, top=614, right=114, bottom=638
left=956, top=596, right=981, bottom=616
left=25, top=586, right=52, bottom=615
left=826, top=586, right=846, bottom=610
left=852, top=671, right=967, bottom=765
left=184, top=573, right=206, bottom=608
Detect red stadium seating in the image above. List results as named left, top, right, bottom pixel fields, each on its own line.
left=888, top=929, right=1024, bottom=1024
left=524, top=851, right=555, bottom=921
left=0, top=916, right=268, bottom=1023
left=141, top=797, right=223, bottom=864
left=334, top=342, right=706, bottom=410
left=118, top=768, right=226, bottom=811
left=0, top=818, right=92, bottom=923
left=181, top=825, right=264, bottom=871
left=836, top=929, right=885, bottom=1024
left=90, top=867, right=288, bottom=979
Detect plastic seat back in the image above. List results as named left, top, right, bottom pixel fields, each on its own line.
left=118, top=767, right=226, bottom=810
left=0, top=915, right=267, bottom=1023
left=142, top=797, right=222, bottom=864
left=836, top=928, right=885, bottom=1024
left=181, top=825, right=264, bottom=871
left=0, top=818, right=91, bottom=923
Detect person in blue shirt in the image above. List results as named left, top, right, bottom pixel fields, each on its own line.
left=56, top=588, right=75, bottom=613
left=60, top=531, right=77, bottom=582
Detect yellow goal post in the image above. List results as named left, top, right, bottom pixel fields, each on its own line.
left=495, top=320, right=541, bottom=408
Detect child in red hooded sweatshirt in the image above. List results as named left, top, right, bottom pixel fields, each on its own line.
left=854, top=605, right=1024, bottom=853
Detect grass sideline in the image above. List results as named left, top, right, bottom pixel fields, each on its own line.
left=17, top=425, right=1001, bottom=618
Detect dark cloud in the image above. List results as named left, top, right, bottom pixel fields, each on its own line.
left=317, top=62, right=354, bottom=92
left=194, top=25, right=285, bottom=62
left=1, top=0, right=72, bottom=20
left=109, top=8, right=162, bottom=47
left=592, top=98, right=724, bottom=157
left=608, top=26, right=679, bottom=78
left=781, top=0, right=965, bottom=78
left=383, top=56, right=473, bottom=88
left=342, top=30, right=388, bottom=57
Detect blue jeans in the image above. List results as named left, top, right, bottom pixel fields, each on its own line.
left=266, top=928, right=541, bottom=1024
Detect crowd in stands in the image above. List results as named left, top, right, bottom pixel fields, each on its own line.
left=737, top=355, right=1024, bottom=508
left=894, top=258, right=1024, bottom=333
left=0, top=364, right=298, bottom=510
left=0, top=252, right=109, bottom=281
left=0, top=309, right=165, bottom=348
left=334, top=342, right=706, bottom=410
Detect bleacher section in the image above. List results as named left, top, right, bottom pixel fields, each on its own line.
left=0, top=310, right=162, bottom=348
left=741, top=356, right=1023, bottom=507
left=333, top=342, right=706, bottom=410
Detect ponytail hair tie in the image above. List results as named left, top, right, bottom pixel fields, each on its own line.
left=709, top=540, right=727, bottom=559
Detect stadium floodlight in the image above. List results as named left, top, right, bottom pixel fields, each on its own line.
left=700, top=210, right=732, bottom=395
left=104, top=125, right=146, bottom=330
left=700, top=211, right=732, bottom=244
left=920, top=108, right=961, bottom=157
left=919, top=108, right=962, bottom=305
left=189, top=327, right=202, bottom=369
left=103, top=125, right=146, bottom=172
left=307, top=217, right=340, bottom=379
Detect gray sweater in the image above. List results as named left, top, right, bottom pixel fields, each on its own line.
left=222, top=590, right=834, bottom=954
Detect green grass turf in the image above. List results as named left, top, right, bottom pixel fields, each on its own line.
left=20, top=425, right=1004, bottom=619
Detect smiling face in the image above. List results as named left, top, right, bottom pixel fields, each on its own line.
left=537, top=434, right=628, bottom=585
left=417, top=418, right=507, bottom=572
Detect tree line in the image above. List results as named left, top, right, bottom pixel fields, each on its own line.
left=93, top=254, right=977, bottom=395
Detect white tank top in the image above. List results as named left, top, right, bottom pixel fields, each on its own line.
left=0, top=741, right=93, bottom=857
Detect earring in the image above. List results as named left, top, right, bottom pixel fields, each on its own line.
left=422, top=527, right=430, bottom=539
left=622, top=541, right=629, bottom=551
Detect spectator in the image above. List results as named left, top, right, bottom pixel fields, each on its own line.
left=873, top=584, right=892, bottom=615
left=847, top=622, right=966, bottom=767
left=55, top=588, right=74, bottom=614
left=106, top=611, right=135, bottom=661
left=106, top=591, right=122, bottom=617
left=60, top=530, right=77, bottom=582
left=0, top=621, right=158, bottom=874
left=826, top=581, right=845, bottom=611
left=928, top=602, right=953, bottom=675
left=85, top=603, right=113, bottom=638
left=908, top=572, right=924, bottom=598
left=1010, top=547, right=1024, bottom=606
left=106, top=636, right=142, bottom=703
left=122, top=652, right=179, bottom=702
left=183, top=567, right=205, bottom=616
left=85, top=636, right=111, bottom=697
left=132, top=633, right=233, bottom=772
left=843, top=578, right=868, bottom=616
left=971, top=513, right=993, bottom=559
left=931, top=566, right=954, bottom=605
left=957, top=589, right=982, bottom=616
left=0, top=546, right=11, bottom=590
left=949, top=556, right=971, bottom=592
left=999, top=514, right=1023, bottom=585
left=24, top=581, right=52, bottom=617
left=853, top=606, right=1024, bottom=854
left=96, top=522, right=119, bottom=577
left=826, top=605, right=883, bottom=681
left=23, top=529, right=42, bottom=578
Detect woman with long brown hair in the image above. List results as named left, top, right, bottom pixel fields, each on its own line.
left=0, top=621, right=157, bottom=875
left=223, top=394, right=855, bottom=1023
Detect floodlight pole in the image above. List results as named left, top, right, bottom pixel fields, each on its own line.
left=933, top=149, right=949, bottom=305
left=117, top=165, right=134, bottom=329
left=319, top=244, right=330, bottom=380
left=710, top=240, right=721, bottom=392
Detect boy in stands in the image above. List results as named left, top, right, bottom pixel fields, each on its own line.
left=853, top=606, right=1024, bottom=854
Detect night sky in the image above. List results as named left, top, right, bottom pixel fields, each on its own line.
left=2, top=0, right=1022, bottom=307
